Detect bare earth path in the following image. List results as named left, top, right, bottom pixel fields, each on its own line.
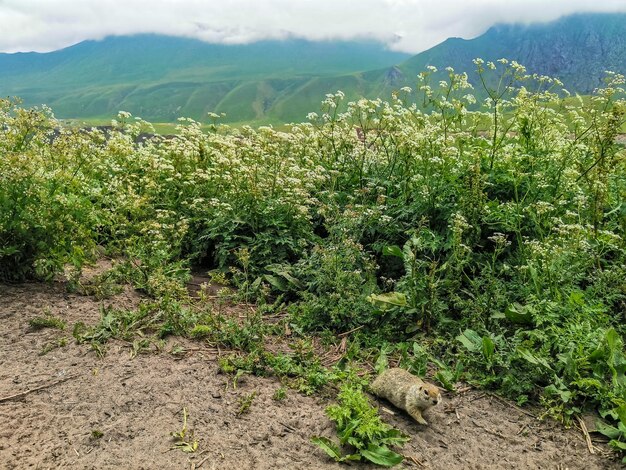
left=0, top=282, right=620, bottom=469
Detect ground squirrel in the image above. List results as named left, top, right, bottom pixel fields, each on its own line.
left=370, top=368, right=441, bottom=425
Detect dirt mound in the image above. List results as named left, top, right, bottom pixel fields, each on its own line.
left=0, top=282, right=620, bottom=469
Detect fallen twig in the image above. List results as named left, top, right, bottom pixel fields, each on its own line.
left=576, top=416, right=595, bottom=455
left=279, top=421, right=297, bottom=433
left=468, top=393, right=486, bottom=402
left=0, top=375, right=78, bottom=404
left=404, top=455, right=425, bottom=467
left=471, top=418, right=510, bottom=442
left=338, top=325, right=364, bottom=337
left=195, top=455, right=212, bottom=468
left=487, top=392, right=537, bottom=419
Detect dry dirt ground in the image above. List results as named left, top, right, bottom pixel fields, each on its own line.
left=0, top=280, right=622, bottom=470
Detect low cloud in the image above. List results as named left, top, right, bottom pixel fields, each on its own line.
left=1, top=0, right=625, bottom=53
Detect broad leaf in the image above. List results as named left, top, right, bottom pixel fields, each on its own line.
left=517, top=347, right=553, bottom=370
left=311, top=436, right=342, bottom=461
left=383, top=245, right=403, bottom=258
left=504, top=303, right=533, bottom=325
left=360, top=444, right=404, bottom=467
left=368, top=292, right=408, bottom=311
left=482, top=336, right=495, bottom=361
left=610, top=440, right=626, bottom=451
left=596, top=420, right=621, bottom=440
left=457, top=329, right=482, bottom=352
left=263, top=274, right=287, bottom=291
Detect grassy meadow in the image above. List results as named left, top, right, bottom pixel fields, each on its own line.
left=1, top=60, right=626, bottom=465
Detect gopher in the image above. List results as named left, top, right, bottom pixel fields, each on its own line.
left=370, top=368, right=441, bottom=425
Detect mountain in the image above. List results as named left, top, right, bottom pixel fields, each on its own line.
left=275, top=12, right=626, bottom=123
left=0, top=35, right=409, bottom=123
left=1, top=13, right=625, bottom=125
left=394, top=13, right=626, bottom=93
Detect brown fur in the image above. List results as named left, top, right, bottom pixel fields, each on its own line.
left=370, top=368, right=441, bottom=425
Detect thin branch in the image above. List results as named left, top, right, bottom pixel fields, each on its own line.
left=0, top=375, right=78, bottom=404
left=576, top=416, right=595, bottom=455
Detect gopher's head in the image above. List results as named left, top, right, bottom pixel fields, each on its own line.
left=410, top=383, right=442, bottom=409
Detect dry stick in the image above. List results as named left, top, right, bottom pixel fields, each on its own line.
left=338, top=325, right=364, bottom=337
left=0, top=375, right=77, bottom=404
left=576, top=416, right=595, bottom=455
left=487, top=392, right=537, bottom=419
left=195, top=455, right=212, bottom=469
left=279, top=421, right=297, bottom=433
left=404, top=455, right=425, bottom=467
left=470, top=419, right=513, bottom=443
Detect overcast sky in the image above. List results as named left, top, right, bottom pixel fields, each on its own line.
left=1, top=0, right=625, bottom=54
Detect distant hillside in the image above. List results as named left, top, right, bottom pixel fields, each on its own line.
left=0, top=35, right=409, bottom=123
left=1, top=13, right=625, bottom=124
left=393, top=12, right=626, bottom=93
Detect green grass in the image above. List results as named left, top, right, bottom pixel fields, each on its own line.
left=29, top=315, right=66, bottom=330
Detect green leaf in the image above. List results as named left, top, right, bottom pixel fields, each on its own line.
left=311, top=436, right=343, bottom=461
left=171, top=440, right=198, bottom=453
left=568, top=290, right=585, bottom=306
left=250, top=276, right=263, bottom=290
left=263, top=274, right=287, bottom=291
left=368, top=292, right=408, bottom=311
left=0, top=245, right=19, bottom=256
left=434, top=370, right=456, bottom=391
left=517, top=348, right=553, bottom=370
left=265, top=264, right=304, bottom=289
left=360, top=444, right=404, bottom=467
left=616, top=405, right=626, bottom=426
left=504, top=303, right=533, bottom=325
left=544, top=384, right=572, bottom=403
left=606, top=328, right=621, bottom=353
left=383, top=245, right=403, bottom=258
left=338, top=420, right=359, bottom=446
left=482, top=336, right=495, bottom=361
left=609, top=440, right=626, bottom=451
left=600, top=408, right=619, bottom=421
left=377, top=428, right=410, bottom=447
left=596, top=420, right=621, bottom=440
left=457, top=329, right=482, bottom=352
left=375, top=351, right=389, bottom=375
left=279, top=271, right=304, bottom=289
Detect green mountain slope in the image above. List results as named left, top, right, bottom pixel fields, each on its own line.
left=0, top=35, right=409, bottom=122
left=1, top=13, right=625, bottom=124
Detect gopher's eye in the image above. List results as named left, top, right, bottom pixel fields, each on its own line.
left=423, top=390, right=428, bottom=395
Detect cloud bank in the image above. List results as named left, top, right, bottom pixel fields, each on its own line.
left=1, top=0, right=626, bottom=53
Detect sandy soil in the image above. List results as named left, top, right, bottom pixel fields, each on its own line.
left=0, top=281, right=621, bottom=470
